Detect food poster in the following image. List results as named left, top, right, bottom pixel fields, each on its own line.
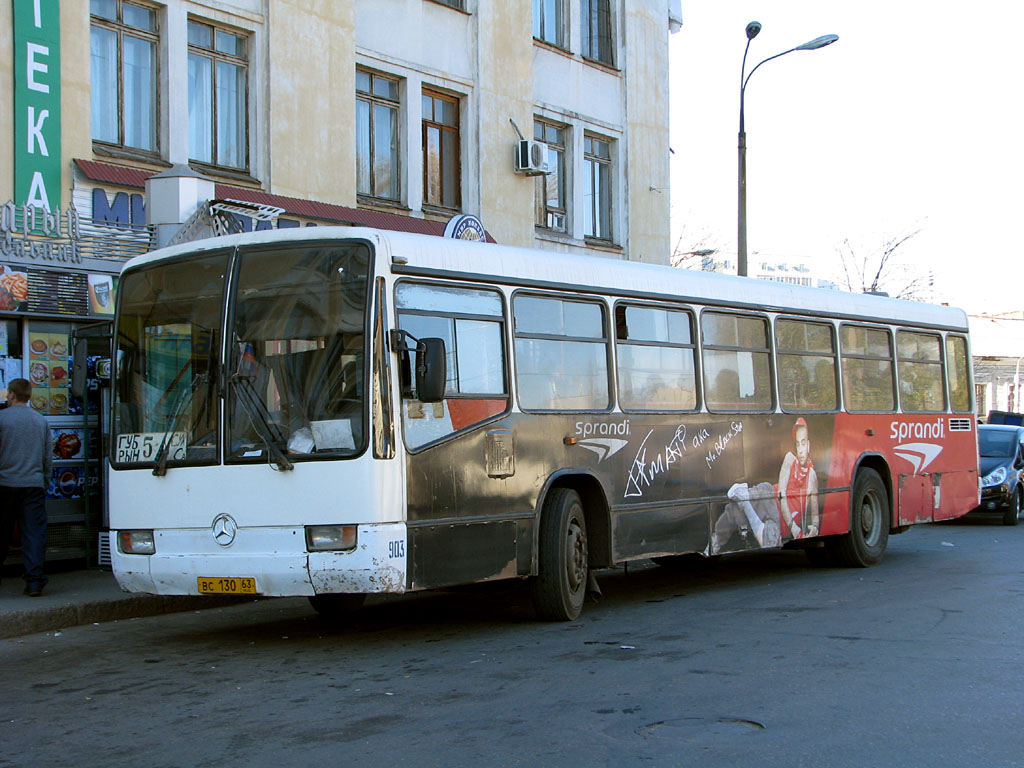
left=51, top=427, right=98, bottom=461
left=0, top=264, right=29, bottom=312
left=28, top=331, right=71, bottom=414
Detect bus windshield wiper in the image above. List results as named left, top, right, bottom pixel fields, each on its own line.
left=230, top=373, right=294, bottom=471
left=153, top=372, right=208, bottom=476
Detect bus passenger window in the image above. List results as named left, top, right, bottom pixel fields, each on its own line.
left=514, top=294, right=609, bottom=411
left=946, top=335, right=972, bottom=413
left=840, top=325, right=895, bottom=412
left=701, top=312, right=772, bottom=411
left=896, top=330, right=945, bottom=413
left=775, top=319, right=838, bottom=412
left=395, top=282, right=508, bottom=449
left=615, top=304, right=697, bottom=411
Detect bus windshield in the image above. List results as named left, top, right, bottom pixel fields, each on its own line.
left=113, top=241, right=372, bottom=468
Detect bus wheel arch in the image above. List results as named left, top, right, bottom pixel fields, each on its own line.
left=530, top=474, right=610, bottom=621
left=533, top=472, right=612, bottom=569
left=829, top=464, right=890, bottom=567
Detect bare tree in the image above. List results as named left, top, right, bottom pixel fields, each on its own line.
left=670, top=225, right=725, bottom=270
left=834, top=229, right=934, bottom=301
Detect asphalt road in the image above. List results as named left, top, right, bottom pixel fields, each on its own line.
left=2, top=517, right=1023, bottom=768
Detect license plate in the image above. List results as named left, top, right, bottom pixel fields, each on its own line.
left=197, top=577, right=257, bottom=595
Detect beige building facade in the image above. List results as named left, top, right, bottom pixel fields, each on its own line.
left=0, top=0, right=679, bottom=565
left=3, top=0, right=679, bottom=257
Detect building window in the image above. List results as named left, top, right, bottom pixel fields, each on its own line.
left=533, top=0, right=564, bottom=47
left=428, top=0, right=465, bottom=8
left=583, top=134, right=612, bottom=241
left=90, top=0, right=158, bottom=153
left=422, top=90, right=460, bottom=211
left=534, top=120, right=567, bottom=232
left=356, top=70, right=401, bottom=202
left=188, top=20, right=248, bottom=170
left=581, top=0, right=614, bottom=65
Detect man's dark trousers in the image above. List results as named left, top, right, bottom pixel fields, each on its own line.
left=0, top=486, right=48, bottom=590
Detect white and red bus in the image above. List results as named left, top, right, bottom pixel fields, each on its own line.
left=108, top=228, right=978, bottom=620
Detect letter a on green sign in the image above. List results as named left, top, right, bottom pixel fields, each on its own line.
left=13, top=0, right=61, bottom=212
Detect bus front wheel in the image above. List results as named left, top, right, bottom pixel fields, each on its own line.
left=531, top=488, right=588, bottom=622
left=829, top=469, right=889, bottom=567
left=308, top=593, right=366, bottom=618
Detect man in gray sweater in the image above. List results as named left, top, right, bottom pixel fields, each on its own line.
left=0, top=378, right=52, bottom=596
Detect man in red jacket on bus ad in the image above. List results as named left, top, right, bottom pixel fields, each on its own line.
left=778, top=417, right=820, bottom=539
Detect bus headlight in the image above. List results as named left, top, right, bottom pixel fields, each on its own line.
left=305, top=525, right=357, bottom=552
left=118, top=530, right=155, bottom=555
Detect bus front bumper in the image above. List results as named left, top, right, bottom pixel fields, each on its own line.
left=110, top=523, right=408, bottom=597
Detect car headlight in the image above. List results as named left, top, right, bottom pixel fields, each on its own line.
left=117, top=530, right=155, bottom=555
left=982, top=466, right=1008, bottom=487
left=305, top=524, right=357, bottom=551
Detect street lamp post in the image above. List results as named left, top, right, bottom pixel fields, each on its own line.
left=737, top=23, right=838, bottom=277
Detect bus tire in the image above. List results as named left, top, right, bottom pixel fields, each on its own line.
left=308, top=593, right=366, bottom=618
left=829, top=469, right=889, bottom=567
left=1003, top=488, right=1022, bottom=526
left=531, top=488, right=588, bottom=621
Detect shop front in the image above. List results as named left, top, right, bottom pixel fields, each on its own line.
left=1, top=198, right=151, bottom=567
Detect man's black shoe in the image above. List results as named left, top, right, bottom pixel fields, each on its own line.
left=24, top=586, right=42, bottom=597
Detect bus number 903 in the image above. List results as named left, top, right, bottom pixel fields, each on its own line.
left=388, top=540, right=405, bottom=559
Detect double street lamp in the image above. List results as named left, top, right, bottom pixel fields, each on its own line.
left=737, top=22, right=838, bottom=277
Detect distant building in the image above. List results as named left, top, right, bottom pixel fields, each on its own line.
left=673, top=249, right=838, bottom=290
left=970, top=312, right=1024, bottom=417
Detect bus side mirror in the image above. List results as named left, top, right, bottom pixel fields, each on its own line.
left=415, top=338, right=447, bottom=403
left=71, top=338, right=89, bottom=399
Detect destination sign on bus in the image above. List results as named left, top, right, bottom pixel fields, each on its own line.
left=116, top=432, right=186, bottom=463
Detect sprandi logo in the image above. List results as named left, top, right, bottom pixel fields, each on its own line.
left=574, top=419, right=631, bottom=462
left=889, top=420, right=945, bottom=441
left=890, top=420, right=945, bottom=475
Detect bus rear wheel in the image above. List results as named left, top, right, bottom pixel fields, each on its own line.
left=829, top=468, right=889, bottom=567
left=531, top=488, right=588, bottom=621
left=308, top=593, right=366, bottom=618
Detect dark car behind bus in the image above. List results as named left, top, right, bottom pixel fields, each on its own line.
left=973, top=424, right=1024, bottom=525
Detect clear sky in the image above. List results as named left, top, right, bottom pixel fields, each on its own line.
left=668, top=1, right=1023, bottom=315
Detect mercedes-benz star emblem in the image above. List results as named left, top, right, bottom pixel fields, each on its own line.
left=211, top=514, right=238, bottom=547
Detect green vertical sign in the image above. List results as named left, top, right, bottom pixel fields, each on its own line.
left=13, top=0, right=61, bottom=211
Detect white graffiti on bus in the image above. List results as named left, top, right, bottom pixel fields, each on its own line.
left=624, top=424, right=690, bottom=498
left=704, top=421, right=744, bottom=471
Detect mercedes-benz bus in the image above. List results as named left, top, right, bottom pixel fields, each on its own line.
left=109, top=228, right=978, bottom=620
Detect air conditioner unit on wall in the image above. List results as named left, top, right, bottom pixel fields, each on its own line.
left=514, top=139, right=551, bottom=175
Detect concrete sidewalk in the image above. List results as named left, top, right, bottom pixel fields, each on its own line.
left=0, top=569, right=246, bottom=640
